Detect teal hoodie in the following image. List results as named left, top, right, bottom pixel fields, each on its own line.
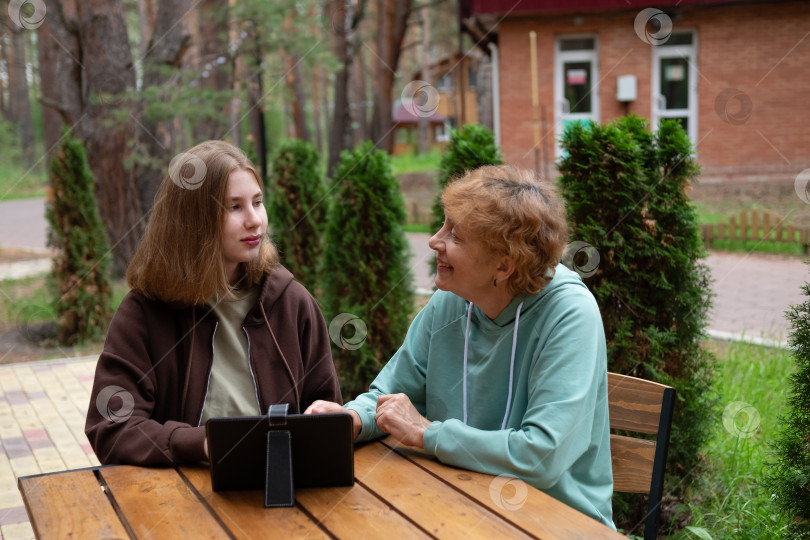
left=346, top=264, right=614, bottom=528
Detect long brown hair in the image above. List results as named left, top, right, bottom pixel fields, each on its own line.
left=127, top=140, right=278, bottom=305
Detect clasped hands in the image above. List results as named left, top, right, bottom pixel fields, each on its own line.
left=304, top=393, right=431, bottom=448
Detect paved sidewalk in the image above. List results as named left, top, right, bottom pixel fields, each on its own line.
left=0, top=357, right=99, bottom=539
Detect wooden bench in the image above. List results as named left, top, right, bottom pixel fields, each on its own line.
left=701, top=209, right=809, bottom=254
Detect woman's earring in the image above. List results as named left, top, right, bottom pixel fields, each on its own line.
left=493, top=279, right=498, bottom=287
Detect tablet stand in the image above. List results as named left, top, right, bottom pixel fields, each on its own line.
left=264, top=404, right=294, bottom=507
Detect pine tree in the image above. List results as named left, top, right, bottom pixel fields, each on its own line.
left=267, top=139, right=327, bottom=288
left=766, top=280, right=810, bottom=539
left=46, top=131, right=112, bottom=345
left=321, top=142, right=414, bottom=399
left=558, top=116, right=716, bottom=534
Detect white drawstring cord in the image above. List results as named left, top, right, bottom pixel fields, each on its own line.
left=462, top=300, right=525, bottom=430
left=501, top=301, right=523, bottom=429
left=462, top=302, right=473, bottom=425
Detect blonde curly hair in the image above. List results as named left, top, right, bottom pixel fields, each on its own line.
left=441, top=164, right=568, bottom=296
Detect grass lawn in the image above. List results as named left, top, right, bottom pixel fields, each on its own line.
left=667, top=339, right=794, bottom=539
left=0, top=160, right=47, bottom=201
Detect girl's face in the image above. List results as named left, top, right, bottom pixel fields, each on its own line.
left=428, top=216, right=501, bottom=304
left=221, top=169, right=267, bottom=284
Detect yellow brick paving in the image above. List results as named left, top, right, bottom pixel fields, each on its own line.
left=0, top=357, right=99, bottom=540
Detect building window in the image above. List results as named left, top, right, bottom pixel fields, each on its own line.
left=467, top=66, right=478, bottom=91
left=436, top=72, right=452, bottom=92
left=652, top=31, right=698, bottom=144
left=554, top=34, right=600, bottom=157
left=435, top=122, right=451, bottom=142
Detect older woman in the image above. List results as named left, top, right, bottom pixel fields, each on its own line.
left=307, top=164, right=613, bottom=528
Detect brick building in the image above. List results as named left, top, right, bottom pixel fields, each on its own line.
left=460, top=0, right=810, bottom=187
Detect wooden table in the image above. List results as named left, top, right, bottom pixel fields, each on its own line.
left=18, top=438, right=625, bottom=539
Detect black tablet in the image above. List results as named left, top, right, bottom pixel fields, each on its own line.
left=205, top=412, right=355, bottom=492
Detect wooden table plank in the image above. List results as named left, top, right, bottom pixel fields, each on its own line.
left=382, top=440, right=626, bottom=540
left=296, top=482, right=432, bottom=539
left=99, top=465, right=230, bottom=539
left=18, top=469, right=130, bottom=539
left=354, top=441, right=533, bottom=539
left=180, top=465, right=329, bottom=539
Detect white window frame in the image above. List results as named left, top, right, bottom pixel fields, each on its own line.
left=651, top=30, right=698, bottom=145
left=554, top=34, right=600, bottom=158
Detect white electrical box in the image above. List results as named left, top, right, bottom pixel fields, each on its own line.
left=617, top=75, right=637, bottom=102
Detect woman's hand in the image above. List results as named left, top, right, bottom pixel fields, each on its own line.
left=304, top=400, right=362, bottom=440
left=375, top=393, right=431, bottom=448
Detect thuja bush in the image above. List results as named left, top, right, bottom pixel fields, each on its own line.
left=558, top=116, right=716, bottom=534
left=46, top=132, right=112, bottom=345
left=765, top=280, right=810, bottom=539
left=321, top=142, right=414, bottom=399
left=267, top=139, right=327, bottom=288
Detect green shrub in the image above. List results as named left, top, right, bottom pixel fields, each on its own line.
left=46, top=131, right=112, bottom=345
left=267, top=139, right=327, bottom=288
left=429, top=124, right=502, bottom=274
left=321, top=142, right=414, bottom=399
left=765, top=281, right=810, bottom=539
left=558, top=116, right=716, bottom=535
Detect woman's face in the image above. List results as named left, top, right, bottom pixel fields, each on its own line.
left=221, top=169, right=267, bottom=283
left=428, top=216, right=501, bottom=303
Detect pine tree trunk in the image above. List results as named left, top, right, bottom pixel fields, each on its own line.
left=417, top=4, right=432, bottom=155
left=134, top=0, right=192, bottom=213
left=247, top=45, right=267, bottom=183
left=0, top=31, right=6, bottom=118
left=311, top=63, right=323, bottom=153
left=38, top=0, right=142, bottom=276
left=327, top=0, right=366, bottom=177
left=351, top=45, right=369, bottom=145
left=192, top=0, right=230, bottom=141
left=7, top=23, right=35, bottom=166
left=369, top=0, right=411, bottom=153
left=285, top=51, right=310, bottom=143
left=328, top=0, right=351, bottom=177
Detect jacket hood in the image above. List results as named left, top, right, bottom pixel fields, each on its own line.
left=245, top=264, right=295, bottom=325
left=485, top=264, right=588, bottom=328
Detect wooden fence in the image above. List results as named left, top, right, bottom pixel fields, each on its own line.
left=701, top=210, right=810, bottom=254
